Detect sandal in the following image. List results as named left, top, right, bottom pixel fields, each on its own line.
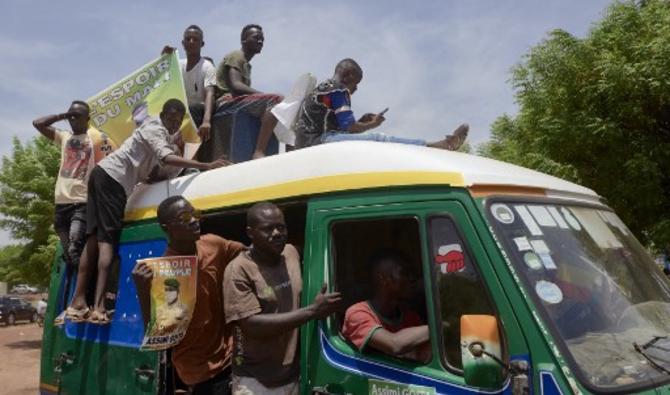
left=64, top=306, right=90, bottom=323
left=53, top=311, right=66, bottom=326
left=88, top=310, right=112, bottom=325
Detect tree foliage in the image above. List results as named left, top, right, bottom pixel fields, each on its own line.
left=480, top=0, right=670, bottom=248
left=0, top=244, right=25, bottom=284
left=0, top=136, right=60, bottom=286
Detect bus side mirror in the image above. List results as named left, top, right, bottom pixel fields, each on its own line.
left=461, top=314, right=504, bottom=389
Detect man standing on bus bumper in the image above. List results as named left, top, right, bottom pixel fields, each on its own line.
left=223, top=202, right=342, bottom=394
left=133, top=196, right=246, bottom=394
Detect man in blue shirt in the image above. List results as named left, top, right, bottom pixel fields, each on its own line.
left=294, top=58, right=468, bottom=150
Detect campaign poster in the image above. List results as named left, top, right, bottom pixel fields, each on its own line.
left=140, top=255, right=198, bottom=351
left=86, top=51, right=200, bottom=158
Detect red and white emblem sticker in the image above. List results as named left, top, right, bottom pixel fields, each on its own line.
left=435, top=244, right=465, bottom=273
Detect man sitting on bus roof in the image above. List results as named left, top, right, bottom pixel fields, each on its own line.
left=65, top=99, right=229, bottom=325
left=342, top=249, right=430, bottom=362
left=294, top=58, right=469, bottom=151
left=215, top=24, right=283, bottom=160
left=223, top=202, right=342, bottom=394
left=133, top=195, right=246, bottom=394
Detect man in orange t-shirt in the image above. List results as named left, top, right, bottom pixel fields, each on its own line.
left=342, top=249, right=431, bottom=362
left=133, top=196, right=245, bottom=394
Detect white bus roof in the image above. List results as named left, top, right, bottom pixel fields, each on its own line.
left=126, top=141, right=599, bottom=221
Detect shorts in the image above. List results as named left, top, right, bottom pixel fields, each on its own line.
left=86, top=166, right=127, bottom=245
left=215, top=93, right=283, bottom=119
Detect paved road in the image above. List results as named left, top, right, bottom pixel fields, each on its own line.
left=0, top=322, right=42, bottom=395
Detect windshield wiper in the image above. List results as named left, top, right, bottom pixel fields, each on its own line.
left=633, top=336, right=670, bottom=375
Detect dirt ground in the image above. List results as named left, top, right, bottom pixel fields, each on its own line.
left=0, top=307, right=43, bottom=395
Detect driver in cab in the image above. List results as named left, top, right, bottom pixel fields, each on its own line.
left=342, top=249, right=430, bottom=362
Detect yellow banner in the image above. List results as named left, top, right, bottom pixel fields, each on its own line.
left=86, top=52, right=200, bottom=149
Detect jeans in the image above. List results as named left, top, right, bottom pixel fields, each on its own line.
left=321, top=131, right=426, bottom=146
left=54, top=203, right=87, bottom=268
left=54, top=203, right=87, bottom=308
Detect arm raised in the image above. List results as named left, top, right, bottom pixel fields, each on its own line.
left=32, top=112, right=71, bottom=141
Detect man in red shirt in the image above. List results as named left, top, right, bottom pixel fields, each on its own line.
left=342, top=249, right=430, bottom=362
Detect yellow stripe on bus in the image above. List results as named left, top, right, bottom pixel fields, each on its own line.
left=124, top=171, right=465, bottom=221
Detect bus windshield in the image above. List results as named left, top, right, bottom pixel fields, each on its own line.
left=486, top=200, right=670, bottom=391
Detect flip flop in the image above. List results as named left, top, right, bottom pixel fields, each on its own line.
left=88, top=310, right=112, bottom=325
left=64, top=306, right=90, bottom=323
left=53, top=311, right=66, bottom=326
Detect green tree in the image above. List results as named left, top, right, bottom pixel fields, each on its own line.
left=480, top=0, right=670, bottom=248
left=0, top=136, right=60, bottom=286
left=0, top=244, right=24, bottom=284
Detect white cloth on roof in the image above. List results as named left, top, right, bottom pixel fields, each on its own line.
left=271, top=73, right=317, bottom=145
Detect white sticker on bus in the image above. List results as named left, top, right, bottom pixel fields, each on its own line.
left=536, top=280, right=563, bottom=304
left=491, top=203, right=515, bottom=224
left=528, top=205, right=557, bottom=227
left=515, top=205, right=543, bottom=236
left=547, top=206, right=570, bottom=229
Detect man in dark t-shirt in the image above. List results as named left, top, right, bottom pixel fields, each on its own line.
left=215, top=24, right=283, bottom=160
left=223, top=202, right=342, bottom=394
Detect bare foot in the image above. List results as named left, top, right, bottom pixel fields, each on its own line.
left=68, top=297, right=88, bottom=312
left=428, top=123, right=469, bottom=151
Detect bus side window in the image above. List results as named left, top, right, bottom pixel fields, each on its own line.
left=428, top=215, right=498, bottom=370
left=330, top=217, right=428, bottom=359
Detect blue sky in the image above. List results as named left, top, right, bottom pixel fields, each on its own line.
left=0, top=0, right=612, bottom=245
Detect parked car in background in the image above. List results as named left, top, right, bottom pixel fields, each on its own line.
left=10, top=284, right=38, bottom=294
left=0, top=296, right=37, bottom=325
